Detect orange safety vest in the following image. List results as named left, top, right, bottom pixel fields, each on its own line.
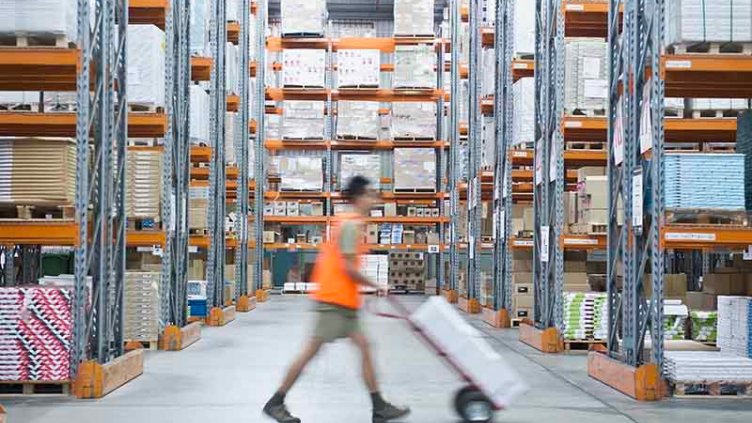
left=310, top=213, right=365, bottom=310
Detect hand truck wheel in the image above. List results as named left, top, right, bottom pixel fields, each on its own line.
left=454, top=386, right=494, bottom=422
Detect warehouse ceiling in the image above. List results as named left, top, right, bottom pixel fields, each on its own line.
left=268, top=0, right=449, bottom=21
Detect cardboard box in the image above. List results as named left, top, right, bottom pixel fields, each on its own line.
left=703, top=274, right=733, bottom=295
left=577, top=166, right=606, bottom=183
left=407, top=207, right=417, bottom=217
left=416, top=208, right=425, bottom=217
left=564, top=191, right=577, bottom=225
left=274, top=201, right=287, bottom=216
left=264, top=202, right=274, bottom=215
left=384, top=202, right=397, bottom=216
left=366, top=224, right=379, bottom=244
left=583, top=208, right=608, bottom=225
left=664, top=273, right=688, bottom=298
left=564, top=260, right=587, bottom=273
left=311, top=202, right=324, bottom=216
left=431, top=208, right=440, bottom=217
left=286, top=201, right=300, bottom=216
left=565, top=284, right=591, bottom=293
left=523, top=207, right=534, bottom=232
left=684, top=292, right=704, bottom=310
left=513, top=293, right=534, bottom=309
left=189, top=259, right=205, bottom=280
left=403, top=230, right=416, bottom=245
left=513, top=272, right=533, bottom=285
left=564, top=272, right=588, bottom=286
left=263, top=231, right=276, bottom=244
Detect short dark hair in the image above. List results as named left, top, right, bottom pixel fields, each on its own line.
left=344, top=175, right=371, bottom=200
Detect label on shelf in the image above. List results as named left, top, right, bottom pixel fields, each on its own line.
left=514, top=239, right=534, bottom=247
left=513, top=151, right=530, bottom=158
left=565, top=4, right=585, bottom=11
left=563, top=237, right=598, bottom=245
left=564, top=120, right=583, bottom=128
left=665, top=60, right=692, bottom=69
left=428, top=245, right=440, bottom=254
left=664, top=232, right=716, bottom=242
left=541, top=226, right=550, bottom=262
left=743, top=246, right=752, bottom=261
left=189, top=245, right=199, bottom=253
left=549, top=134, right=558, bottom=182
left=614, top=99, right=624, bottom=165
left=632, top=170, right=643, bottom=230
left=639, top=84, right=653, bottom=153
left=513, top=62, right=529, bottom=70
left=136, top=246, right=154, bottom=253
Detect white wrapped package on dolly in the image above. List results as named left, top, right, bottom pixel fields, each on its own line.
left=377, top=296, right=527, bottom=421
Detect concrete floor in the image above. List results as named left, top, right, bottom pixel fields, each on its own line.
left=4, top=295, right=752, bottom=422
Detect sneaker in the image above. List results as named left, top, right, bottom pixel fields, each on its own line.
left=372, top=401, right=411, bottom=423
left=263, top=401, right=301, bottom=423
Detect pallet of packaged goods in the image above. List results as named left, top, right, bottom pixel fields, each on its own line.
left=0, top=0, right=79, bottom=48
left=564, top=39, right=608, bottom=116
left=123, top=272, right=161, bottom=349
left=391, top=102, right=437, bottom=141
left=0, top=286, right=73, bottom=393
left=688, top=99, right=750, bottom=119
left=276, top=156, right=324, bottom=192
left=126, top=149, right=163, bottom=225
left=190, top=86, right=211, bottom=146
left=665, top=0, right=752, bottom=54
left=282, top=101, right=325, bottom=140
left=189, top=185, right=209, bottom=234
left=393, top=148, right=437, bottom=193
left=665, top=351, right=752, bottom=398
left=340, top=154, right=381, bottom=190
left=127, top=24, right=166, bottom=111
left=282, top=49, right=326, bottom=88
left=561, top=292, right=608, bottom=348
left=393, top=45, right=436, bottom=90
left=0, top=137, right=76, bottom=214
left=337, top=49, right=380, bottom=89
left=280, top=0, right=327, bottom=37
left=393, top=0, right=435, bottom=37
left=665, top=153, right=746, bottom=215
left=335, top=101, right=382, bottom=140
left=718, top=296, right=752, bottom=359
left=513, top=78, right=535, bottom=147
left=388, top=252, right=426, bottom=293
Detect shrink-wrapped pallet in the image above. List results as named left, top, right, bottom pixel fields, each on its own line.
left=482, top=48, right=496, bottom=98
left=190, top=86, right=210, bottom=144
left=266, top=113, right=281, bottom=139
left=225, top=112, right=237, bottom=164
left=481, top=116, right=496, bottom=169
left=718, top=296, right=752, bottom=358
left=0, top=137, right=76, bottom=206
left=514, top=0, right=536, bottom=55
left=391, top=102, right=437, bottom=139
left=281, top=0, right=327, bottom=36
left=394, top=45, right=436, bottom=89
left=336, top=101, right=381, bottom=140
left=190, top=0, right=210, bottom=55
left=689, top=98, right=750, bottom=112
left=564, top=39, right=608, bottom=112
left=226, top=43, right=240, bottom=94
left=513, top=77, right=535, bottom=146
left=123, top=272, right=161, bottom=342
left=282, top=49, right=326, bottom=87
left=226, top=0, right=240, bottom=22
left=282, top=101, right=325, bottom=139
left=189, top=185, right=209, bottom=231
left=127, top=25, right=166, bottom=107
left=278, top=156, right=324, bottom=191
left=337, top=49, right=381, bottom=88
left=340, top=154, right=381, bottom=190
left=665, top=153, right=745, bottom=210
left=0, top=287, right=73, bottom=382
left=126, top=149, right=162, bottom=221
left=666, top=0, right=752, bottom=47
left=0, top=0, right=78, bottom=42
left=394, top=0, right=435, bottom=36
left=394, top=148, right=436, bottom=191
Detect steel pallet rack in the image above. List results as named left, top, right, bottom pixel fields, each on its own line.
left=446, top=0, right=463, bottom=303
left=586, top=0, right=752, bottom=400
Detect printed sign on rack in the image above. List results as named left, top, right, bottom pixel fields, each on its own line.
left=613, top=99, right=624, bottom=165
left=534, top=141, right=543, bottom=185
left=549, top=134, right=558, bottom=183
left=428, top=245, right=440, bottom=254
left=743, top=246, right=752, bottom=261
left=632, top=170, right=643, bottom=232
left=639, top=84, right=653, bottom=154
left=540, top=225, right=550, bottom=262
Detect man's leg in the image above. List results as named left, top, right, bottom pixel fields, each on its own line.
left=264, top=338, right=324, bottom=423
left=349, top=332, right=410, bottom=422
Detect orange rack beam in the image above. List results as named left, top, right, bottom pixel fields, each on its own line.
left=662, top=55, right=752, bottom=98
left=126, top=230, right=166, bottom=248
left=662, top=226, right=752, bottom=250
left=227, top=22, right=240, bottom=45
left=0, top=221, right=78, bottom=246
left=510, top=149, right=608, bottom=167
left=513, top=60, right=535, bottom=81
left=129, top=0, right=168, bottom=29
left=190, top=166, right=240, bottom=180
left=0, top=48, right=80, bottom=91
left=482, top=27, right=495, bottom=48
left=189, top=235, right=238, bottom=249
left=0, top=112, right=168, bottom=138
left=564, top=0, right=613, bottom=38
left=191, top=56, right=212, bottom=82
left=264, top=216, right=329, bottom=224
left=190, top=146, right=212, bottom=162
left=226, top=94, right=239, bottom=112
left=563, top=116, right=737, bottom=143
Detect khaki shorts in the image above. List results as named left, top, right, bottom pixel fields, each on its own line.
left=313, top=302, right=362, bottom=343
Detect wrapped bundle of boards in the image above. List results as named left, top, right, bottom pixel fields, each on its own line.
left=0, top=0, right=78, bottom=45
left=0, top=137, right=76, bottom=207
left=123, top=272, right=161, bottom=343
left=126, top=148, right=162, bottom=222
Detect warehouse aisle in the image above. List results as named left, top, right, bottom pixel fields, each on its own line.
left=5, top=295, right=752, bottom=423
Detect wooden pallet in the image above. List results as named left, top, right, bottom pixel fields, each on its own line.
left=0, top=32, right=73, bottom=48
left=0, top=204, right=75, bottom=220
left=665, top=142, right=701, bottom=152
left=703, top=142, right=736, bottom=153
left=336, top=135, right=379, bottom=141
left=665, top=209, right=748, bottom=227
left=125, top=339, right=159, bottom=351
left=565, top=142, right=605, bottom=151
left=128, top=138, right=162, bottom=147
left=337, top=85, right=380, bottom=90
left=664, top=108, right=684, bottom=119
left=514, top=53, right=535, bottom=60
left=281, top=33, right=325, bottom=39
left=568, top=223, right=606, bottom=235
left=673, top=381, right=752, bottom=398
left=691, top=109, right=741, bottom=119
left=0, top=380, right=71, bottom=396
left=128, top=103, right=163, bottom=113
left=393, top=188, right=437, bottom=194
left=668, top=42, right=752, bottom=55
left=393, top=137, right=436, bottom=142
left=564, top=339, right=606, bottom=352
left=569, top=108, right=607, bottom=117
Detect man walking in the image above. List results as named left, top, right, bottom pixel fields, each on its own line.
left=263, top=176, right=410, bottom=423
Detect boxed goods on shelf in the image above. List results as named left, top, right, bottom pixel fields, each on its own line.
left=665, top=153, right=745, bottom=210
left=718, top=295, right=751, bottom=358
left=0, top=286, right=73, bottom=382
left=688, top=98, right=749, bottom=112
left=336, top=101, right=381, bottom=139
left=562, top=292, right=608, bottom=340
left=0, top=137, right=76, bottom=206
left=513, top=78, right=535, bottom=146
left=282, top=101, right=325, bottom=139
left=189, top=185, right=209, bottom=231
left=225, top=112, right=237, bottom=163
left=564, top=39, right=608, bottom=113
left=265, top=113, right=281, bottom=139
left=226, top=43, right=240, bottom=94
left=393, top=0, right=434, bottom=36
left=190, top=0, right=210, bottom=55
left=127, top=25, right=166, bottom=108
left=282, top=49, right=326, bottom=87
left=389, top=251, right=426, bottom=292
left=393, top=45, right=436, bottom=89
left=391, top=102, right=437, bottom=139
left=664, top=351, right=752, bottom=384
left=514, top=0, right=536, bottom=56
left=481, top=116, right=496, bottom=169
left=393, top=148, right=436, bottom=191
left=362, top=254, right=389, bottom=289
left=126, top=148, right=163, bottom=221
left=281, top=0, right=327, bottom=37
left=665, top=0, right=752, bottom=47
left=277, top=156, right=324, bottom=191
left=690, top=311, right=718, bottom=343
left=337, top=50, right=381, bottom=88
left=0, top=0, right=78, bottom=43
left=124, top=272, right=161, bottom=342
left=482, top=48, right=496, bottom=98
left=190, top=86, right=210, bottom=144
left=340, top=153, right=381, bottom=189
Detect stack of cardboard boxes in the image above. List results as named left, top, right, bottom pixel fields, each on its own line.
left=512, top=251, right=533, bottom=319
left=388, top=252, right=426, bottom=292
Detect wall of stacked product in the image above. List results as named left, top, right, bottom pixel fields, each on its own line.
left=0, top=0, right=752, bottom=401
